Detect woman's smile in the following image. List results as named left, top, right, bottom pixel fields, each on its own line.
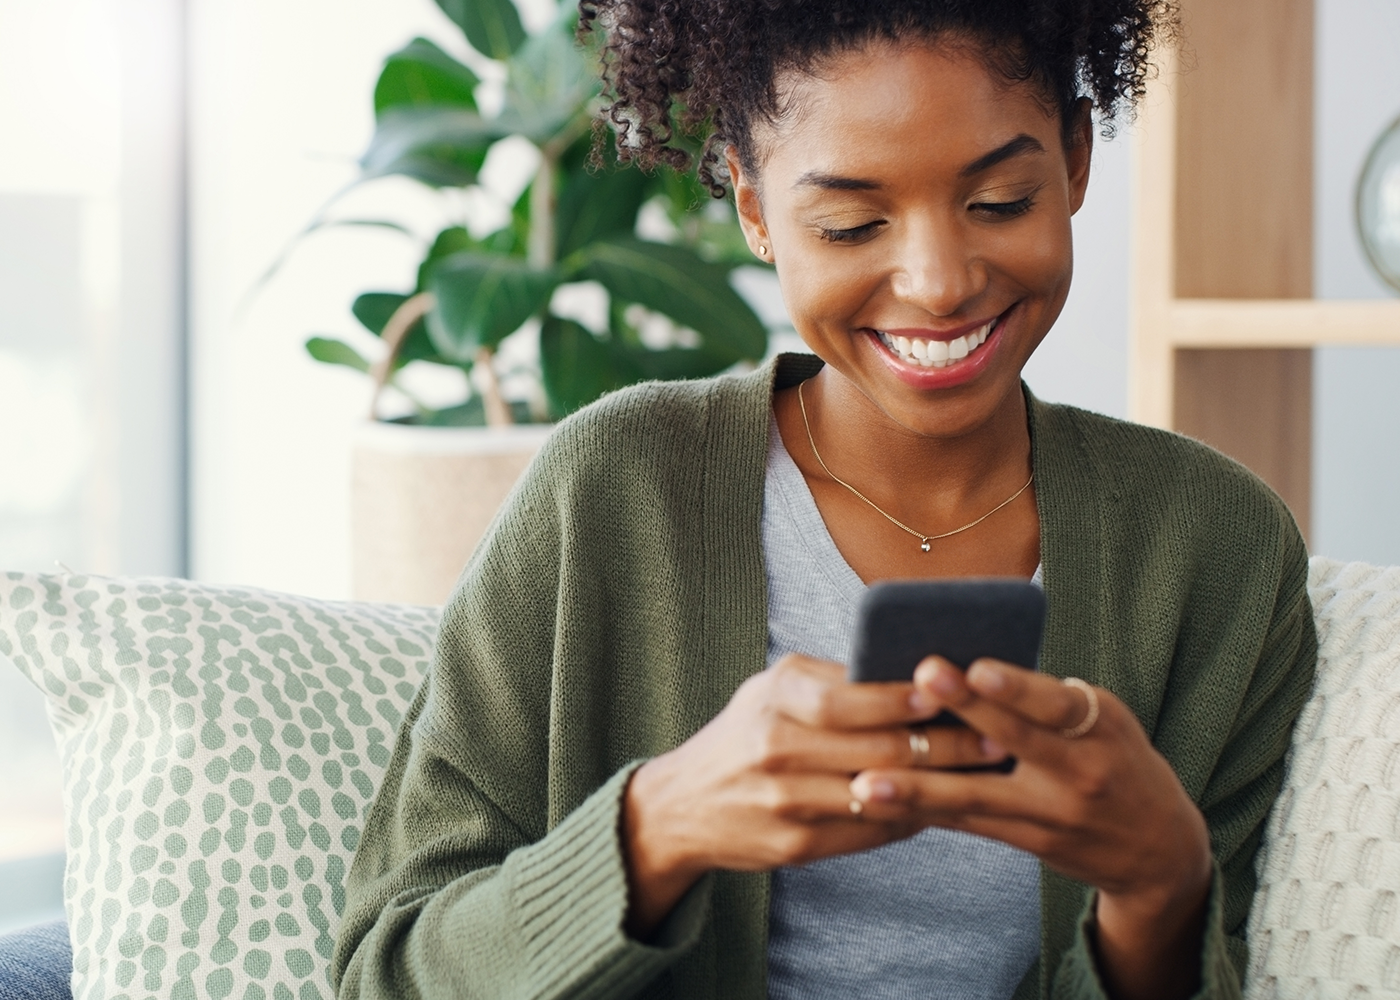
left=865, top=305, right=1014, bottom=390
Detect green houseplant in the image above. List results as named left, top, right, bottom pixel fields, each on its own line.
left=306, top=0, right=768, bottom=426
left=289, top=0, right=771, bottom=604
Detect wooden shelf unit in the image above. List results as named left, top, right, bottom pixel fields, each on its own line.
left=1129, top=0, right=1400, bottom=540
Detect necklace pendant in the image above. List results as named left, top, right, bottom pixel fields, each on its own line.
left=920, top=539, right=932, bottom=553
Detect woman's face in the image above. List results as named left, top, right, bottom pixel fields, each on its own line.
left=733, top=38, right=1092, bottom=439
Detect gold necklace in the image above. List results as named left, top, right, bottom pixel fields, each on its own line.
left=797, top=380, right=1034, bottom=553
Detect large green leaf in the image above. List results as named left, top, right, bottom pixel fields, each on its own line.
left=540, top=316, right=639, bottom=416
left=305, top=336, right=370, bottom=373
left=539, top=314, right=731, bottom=417
left=556, top=142, right=649, bottom=257
left=375, top=38, right=479, bottom=117
left=569, top=238, right=767, bottom=360
left=501, top=25, right=596, bottom=144
left=351, top=292, right=447, bottom=369
left=428, top=253, right=560, bottom=360
left=436, top=0, right=525, bottom=61
left=415, top=227, right=476, bottom=291
left=352, top=292, right=408, bottom=335
left=607, top=304, right=742, bottom=381
left=361, top=109, right=507, bottom=186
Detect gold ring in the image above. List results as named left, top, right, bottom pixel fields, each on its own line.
left=1060, top=678, right=1100, bottom=739
left=909, top=728, right=931, bottom=767
left=849, top=798, right=864, bottom=817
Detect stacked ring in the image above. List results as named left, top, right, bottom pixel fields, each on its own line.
left=1060, top=678, right=1100, bottom=739
left=909, top=729, right=931, bottom=767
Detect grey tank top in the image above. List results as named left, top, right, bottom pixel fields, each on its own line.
left=762, top=417, right=1041, bottom=1000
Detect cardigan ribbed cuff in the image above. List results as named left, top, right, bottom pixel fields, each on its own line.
left=1052, top=859, right=1239, bottom=999
left=503, top=762, right=712, bottom=999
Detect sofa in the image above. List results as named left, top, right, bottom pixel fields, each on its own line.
left=1, top=557, right=1398, bottom=999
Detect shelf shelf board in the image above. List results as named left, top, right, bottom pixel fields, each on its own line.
left=1162, top=298, right=1400, bottom=348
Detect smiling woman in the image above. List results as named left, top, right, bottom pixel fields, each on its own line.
left=331, top=4, right=1317, bottom=1000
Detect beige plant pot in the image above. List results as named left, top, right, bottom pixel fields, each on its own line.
left=351, top=421, right=553, bottom=606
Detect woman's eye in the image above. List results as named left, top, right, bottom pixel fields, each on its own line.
left=972, top=197, right=1035, bottom=219
left=819, top=221, right=885, bottom=243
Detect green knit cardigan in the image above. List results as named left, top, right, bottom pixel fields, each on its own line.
left=333, top=354, right=1316, bottom=1000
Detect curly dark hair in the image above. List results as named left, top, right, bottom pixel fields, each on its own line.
left=579, top=0, right=1178, bottom=195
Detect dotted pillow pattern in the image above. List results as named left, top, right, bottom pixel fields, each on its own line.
left=1246, top=558, right=1400, bottom=996
left=0, top=573, right=438, bottom=1000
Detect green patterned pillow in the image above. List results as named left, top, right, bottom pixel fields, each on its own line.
left=0, top=573, right=438, bottom=1000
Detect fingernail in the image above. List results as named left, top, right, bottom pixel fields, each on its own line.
left=867, top=778, right=897, bottom=801
left=930, top=664, right=960, bottom=695
left=909, top=688, right=938, bottom=713
left=968, top=661, right=1004, bottom=693
left=980, top=737, right=1005, bottom=759
left=853, top=776, right=898, bottom=802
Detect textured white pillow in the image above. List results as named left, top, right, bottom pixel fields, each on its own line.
left=1246, top=558, right=1400, bottom=996
left=0, top=573, right=437, bottom=1000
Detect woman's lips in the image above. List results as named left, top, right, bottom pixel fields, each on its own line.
left=865, top=311, right=1010, bottom=389
left=876, top=320, right=993, bottom=368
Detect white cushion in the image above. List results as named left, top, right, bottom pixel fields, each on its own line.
left=1246, top=558, right=1400, bottom=996
left=0, top=573, right=437, bottom=1000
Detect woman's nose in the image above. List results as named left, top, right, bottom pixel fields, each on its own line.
left=889, top=217, right=987, bottom=317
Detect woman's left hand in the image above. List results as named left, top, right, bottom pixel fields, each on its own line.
left=850, top=658, right=1214, bottom=1000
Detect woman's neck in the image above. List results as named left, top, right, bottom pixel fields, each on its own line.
left=772, top=365, right=1040, bottom=583
left=792, top=367, right=1031, bottom=509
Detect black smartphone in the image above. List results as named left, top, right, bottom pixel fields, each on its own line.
left=850, top=579, right=1046, bottom=771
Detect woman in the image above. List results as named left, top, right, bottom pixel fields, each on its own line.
left=332, top=2, right=1316, bottom=997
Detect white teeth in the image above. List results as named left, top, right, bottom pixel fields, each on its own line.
left=877, top=320, right=997, bottom=369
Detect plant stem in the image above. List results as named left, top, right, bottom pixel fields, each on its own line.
left=474, top=147, right=560, bottom=428
left=368, top=292, right=436, bottom=420
left=529, top=150, right=558, bottom=270
left=475, top=346, right=513, bottom=427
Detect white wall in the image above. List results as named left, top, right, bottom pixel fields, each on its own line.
left=1021, top=128, right=1132, bottom=418
left=1311, top=0, right=1400, bottom=566
left=0, top=0, right=186, bottom=580
left=188, top=0, right=470, bottom=598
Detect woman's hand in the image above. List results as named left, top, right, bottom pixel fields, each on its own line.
left=621, top=653, right=1007, bottom=937
left=850, top=658, right=1214, bottom=1000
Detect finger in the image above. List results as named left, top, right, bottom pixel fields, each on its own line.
left=756, top=772, right=877, bottom=823
left=771, top=653, right=927, bottom=730
left=963, top=659, right=1096, bottom=733
left=914, top=659, right=1104, bottom=760
left=848, top=766, right=1061, bottom=825
left=760, top=719, right=1006, bottom=774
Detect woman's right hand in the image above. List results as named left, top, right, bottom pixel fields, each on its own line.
left=620, top=653, right=1007, bottom=937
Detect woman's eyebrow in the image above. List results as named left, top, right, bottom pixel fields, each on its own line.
left=959, top=134, right=1046, bottom=176
left=792, top=134, right=1047, bottom=190
left=792, top=171, right=882, bottom=191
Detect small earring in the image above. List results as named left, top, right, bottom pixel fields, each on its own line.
left=758, top=245, right=767, bottom=256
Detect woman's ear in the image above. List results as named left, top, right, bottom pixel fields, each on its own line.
left=726, top=146, right=772, bottom=262
left=1066, top=97, right=1094, bottom=215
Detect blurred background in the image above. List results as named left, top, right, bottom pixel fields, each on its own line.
left=0, top=0, right=1397, bottom=932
